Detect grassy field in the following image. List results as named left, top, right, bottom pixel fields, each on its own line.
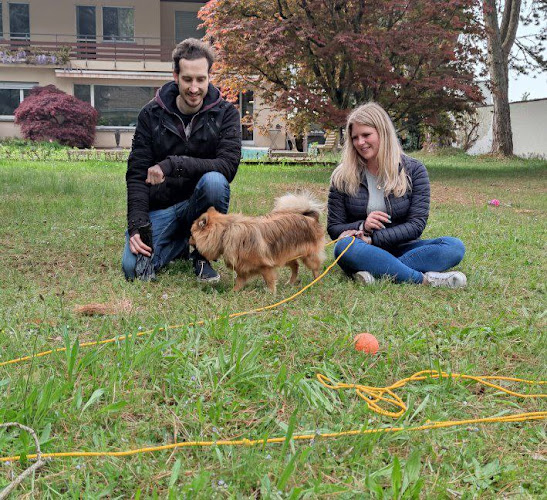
left=0, top=151, right=546, bottom=498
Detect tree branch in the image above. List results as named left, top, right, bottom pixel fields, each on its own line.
left=0, top=423, right=46, bottom=500
left=500, top=0, right=522, bottom=58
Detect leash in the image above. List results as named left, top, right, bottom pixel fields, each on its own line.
left=1, top=236, right=545, bottom=484
left=0, top=239, right=349, bottom=369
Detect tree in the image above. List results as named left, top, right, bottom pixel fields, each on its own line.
left=200, top=0, right=483, bottom=138
left=481, top=0, right=545, bottom=156
left=15, top=85, right=98, bottom=148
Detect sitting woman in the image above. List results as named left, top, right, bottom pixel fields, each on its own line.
left=327, top=102, right=467, bottom=287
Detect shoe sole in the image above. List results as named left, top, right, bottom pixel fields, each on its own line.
left=448, top=277, right=467, bottom=288
left=426, top=273, right=467, bottom=288
left=353, top=272, right=375, bottom=285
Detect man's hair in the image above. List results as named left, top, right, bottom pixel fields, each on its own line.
left=172, top=38, right=215, bottom=73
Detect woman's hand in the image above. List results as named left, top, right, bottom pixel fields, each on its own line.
left=364, top=211, right=390, bottom=232
left=339, top=230, right=371, bottom=244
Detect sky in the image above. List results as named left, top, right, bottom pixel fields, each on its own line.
left=509, top=70, right=546, bottom=102
left=507, top=20, right=546, bottom=102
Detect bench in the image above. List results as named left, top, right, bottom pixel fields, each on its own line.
left=268, top=150, right=309, bottom=160
left=317, top=131, right=339, bottom=152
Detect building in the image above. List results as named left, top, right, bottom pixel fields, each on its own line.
left=0, top=0, right=285, bottom=149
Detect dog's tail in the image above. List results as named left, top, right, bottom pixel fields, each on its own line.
left=272, top=191, right=324, bottom=221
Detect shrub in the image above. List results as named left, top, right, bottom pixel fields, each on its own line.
left=15, top=85, right=98, bottom=148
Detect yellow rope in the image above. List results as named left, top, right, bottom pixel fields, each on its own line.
left=317, top=370, right=546, bottom=418
left=0, top=239, right=348, bottom=369
left=1, top=410, right=545, bottom=463
left=1, top=236, right=545, bottom=464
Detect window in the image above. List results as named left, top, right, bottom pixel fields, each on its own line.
left=74, top=84, right=91, bottom=104
left=9, top=3, right=30, bottom=40
left=0, top=5, right=3, bottom=39
left=94, top=85, right=155, bottom=126
left=175, top=11, right=205, bottom=42
left=76, top=6, right=96, bottom=41
left=0, top=89, right=21, bottom=116
left=76, top=6, right=96, bottom=58
left=236, top=91, right=254, bottom=141
left=0, top=82, right=36, bottom=116
left=72, top=85, right=155, bottom=126
left=103, top=7, right=134, bottom=42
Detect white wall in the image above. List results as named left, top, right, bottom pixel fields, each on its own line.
left=467, top=99, right=547, bottom=158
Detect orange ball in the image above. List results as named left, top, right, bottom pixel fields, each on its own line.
left=354, top=333, right=379, bottom=354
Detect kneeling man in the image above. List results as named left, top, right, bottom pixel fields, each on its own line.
left=122, top=38, right=241, bottom=282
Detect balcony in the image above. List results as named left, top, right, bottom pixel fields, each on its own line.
left=0, top=34, right=177, bottom=65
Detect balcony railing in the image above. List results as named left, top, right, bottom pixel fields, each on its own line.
left=0, top=33, right=177, bottom=64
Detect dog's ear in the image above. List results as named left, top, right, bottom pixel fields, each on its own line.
left=198, top=213, right=208, bottom=229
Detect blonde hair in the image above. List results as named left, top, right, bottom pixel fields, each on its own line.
left=331, top=102, right=409, bottom=197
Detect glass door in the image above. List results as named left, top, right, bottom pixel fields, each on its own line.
left=9, top=3, right=30, bottom=49
left=76, top=6, right=96, bottom=59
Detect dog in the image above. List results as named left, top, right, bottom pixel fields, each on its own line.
left=189, top=192, right=326, bottom=293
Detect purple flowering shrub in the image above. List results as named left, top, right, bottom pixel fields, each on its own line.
left=0, top=46, right=69, bottom=65
left=15, top=85, right=98, bottom=148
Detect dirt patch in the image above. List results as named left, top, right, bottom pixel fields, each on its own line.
left=276, top=183, right=330, bottom=202
left=513, top=208, right=543, bottom=216
left=430, top=183, right=483, bottom=207
left=74, top=299, right=133, bottom=316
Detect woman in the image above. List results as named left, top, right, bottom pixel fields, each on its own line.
left=327, top=102, right=466, bottom=287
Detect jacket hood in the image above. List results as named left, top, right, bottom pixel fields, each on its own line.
left=155, top=80, right=221, bottom=115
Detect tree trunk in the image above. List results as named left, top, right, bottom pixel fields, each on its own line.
left=489, top=48, right=513, bottom=155
left=482, top=0, right=521, bottom=156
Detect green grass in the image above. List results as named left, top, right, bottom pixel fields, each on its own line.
left=0, top=154, right=546, bottom=498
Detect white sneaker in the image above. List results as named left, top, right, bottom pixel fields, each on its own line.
left=424, top=271, right=467, bottom=288
left=353, top=271, right=376, bottom=284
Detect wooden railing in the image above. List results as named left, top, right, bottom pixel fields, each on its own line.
left=0, top=34, right=177, bottom=63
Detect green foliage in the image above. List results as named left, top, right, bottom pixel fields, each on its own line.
left=0, top=154, right=545, bottom=497
left=0, top=138, right=71, bottom=161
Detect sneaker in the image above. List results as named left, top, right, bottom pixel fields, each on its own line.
left=424, top=271, right=467, bottom=288
left=192, top=253, right=220, bottom=283
left=353, top=271, right=376, bottom=285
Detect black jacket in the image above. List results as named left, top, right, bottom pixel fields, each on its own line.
left=126, top=80, right=241, bottom=236
left=327, top=155, right=430, bottom=250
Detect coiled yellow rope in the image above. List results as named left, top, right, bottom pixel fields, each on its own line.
left=1, top=237, right=545, bottom=465
left=317, top=370, right=546, bottom=418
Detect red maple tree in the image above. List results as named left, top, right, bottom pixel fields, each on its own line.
left=200, top=0, right=483, bottom=136
left=15, top=85, right=98, bottom=148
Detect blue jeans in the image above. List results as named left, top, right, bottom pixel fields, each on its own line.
left=122, top=172, right=230, bottom=280
left=334, top=237, right=465, bottom=284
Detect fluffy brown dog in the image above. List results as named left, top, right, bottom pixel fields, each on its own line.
left=190, top=193, right=326, bottom=292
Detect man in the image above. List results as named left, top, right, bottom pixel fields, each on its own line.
left=122, top=38, right=241, bottom=282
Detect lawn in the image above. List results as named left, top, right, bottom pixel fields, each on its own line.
left=0, top=151, right=546, bottom=498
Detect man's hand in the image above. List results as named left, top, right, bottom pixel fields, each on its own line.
left=129, top=233, right=152, bottom=256
left=364, top=211, right=390, bottom=232
left=145, top=164, right=165, bottom=185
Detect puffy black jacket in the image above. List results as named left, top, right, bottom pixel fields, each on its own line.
left=126, top=81, right=241, bottom=236
left=327, top=155, right=430, bottom=250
